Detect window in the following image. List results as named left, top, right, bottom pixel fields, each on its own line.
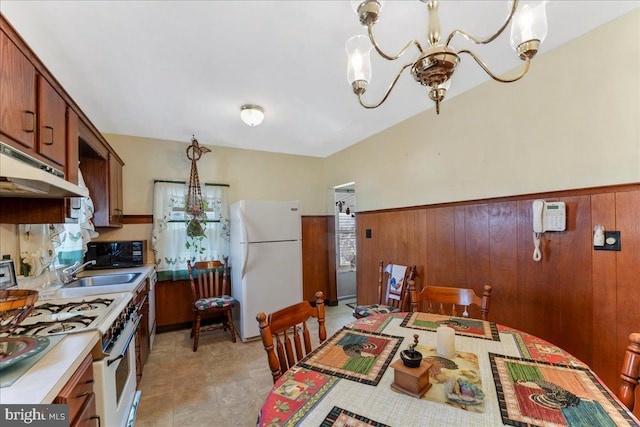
left=335, top=190, right=356, bottom=270
left=151, top=180, right=230, bottom=281
left=337, top=212, right=356, bottom=270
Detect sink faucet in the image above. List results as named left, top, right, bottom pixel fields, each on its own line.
left=61, top=260, right=97, bottom=283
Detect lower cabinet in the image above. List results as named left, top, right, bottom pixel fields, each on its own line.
left=134, top=279, right=150, bottom=386
left=54, top=353, right=98, bottom=427
left=72, top=394, right=98, bottom=427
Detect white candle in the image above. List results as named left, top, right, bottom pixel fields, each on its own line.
left=436, top=326, right=456, bottom=358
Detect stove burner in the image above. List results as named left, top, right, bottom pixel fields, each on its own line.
left=8, top=315, right=97, bottom=337
left=48, top=323, right=77, bottom=334
left=29, top=297, right=114, bottom=317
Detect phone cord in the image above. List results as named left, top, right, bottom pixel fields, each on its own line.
left=532, top=232, right=542, bottom=262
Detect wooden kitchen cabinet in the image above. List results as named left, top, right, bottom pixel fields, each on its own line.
left=71, top=393, right=99, bottom=427
left=79, top=135, right=125, bottom=228
left=109, top=152, right=124, bottom=226
left=0, top=29, right=36, bottom=150
left=54, top=353, right=97, bottom=427
left=134, top=279, right=150, bottom=386
left=0, top=29, right=68, bottom=171
left=82, top=151, right=124, bottom=228
left=37, top=75, right=67, bottom=167
left=1, top=14, right=127, bottom=225
left=66, top=107, right=79, bottom=186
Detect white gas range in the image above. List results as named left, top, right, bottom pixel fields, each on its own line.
left=8, top=293, right=132, bottom=350
left=5, top=291, right=142, bottom=427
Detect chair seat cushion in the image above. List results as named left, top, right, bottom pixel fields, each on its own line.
left=353, top=304, right=401, bottom=317
left=194, top=295, right=237, bottom=310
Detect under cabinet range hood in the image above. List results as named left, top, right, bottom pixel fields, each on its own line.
left=0, top=141, right=89, bottom=198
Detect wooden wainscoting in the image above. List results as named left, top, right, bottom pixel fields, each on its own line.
left=156, top=279, right=193, bottom=331
left=302, top=215, right=335, bottom=304
left=356, top=183, right=640, bottom=415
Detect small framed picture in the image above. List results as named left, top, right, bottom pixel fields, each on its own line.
left=0, top=259, right=18, bottom=290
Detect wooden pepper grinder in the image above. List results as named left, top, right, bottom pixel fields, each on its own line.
left=391, top=334, right=433, bottom=397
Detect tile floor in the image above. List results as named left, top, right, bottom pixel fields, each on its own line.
left=135, top=301, right=355, bottom=427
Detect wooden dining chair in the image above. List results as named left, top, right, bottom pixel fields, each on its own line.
left=187, top=257, right=237, bottom=351
left=409, top=283, right=492, bottom=320
left=618, top=332, right=640, bottom=411
left=352, top=261, right=417, bottom=319
left=256, top=291, right=326, bottom=383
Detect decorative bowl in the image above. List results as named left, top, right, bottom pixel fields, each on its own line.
left=0, top=290, right=38, bottom=334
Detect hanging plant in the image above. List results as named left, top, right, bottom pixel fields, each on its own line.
left=184, top=136, right=211, bottom=240
left=186, top=217, right=205, bottom=238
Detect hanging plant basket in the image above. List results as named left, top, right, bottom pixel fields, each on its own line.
left=184, top=136, right=211, bottom=239
left=186, top=218, right=206, bottom=238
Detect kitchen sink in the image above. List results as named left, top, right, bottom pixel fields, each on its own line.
left=63, top=273, right=141, bottom=288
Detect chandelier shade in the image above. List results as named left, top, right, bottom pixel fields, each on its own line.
left=346, top=0, right=548, bottom=114
left=345, top=35, right=373, bottom=90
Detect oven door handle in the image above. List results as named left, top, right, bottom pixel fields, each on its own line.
left=107, top=315, right=142, bottom=367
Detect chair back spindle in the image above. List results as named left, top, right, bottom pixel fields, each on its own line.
left=409, top=284, right=492, bottom=320
left=187, top=257, right=236, bottom=351
left=618, top=332, right=640, bottom=411
left=257, top=291, right=326, bottom=383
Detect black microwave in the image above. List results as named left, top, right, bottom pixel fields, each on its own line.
left=85, top=240, right=146, bottom=269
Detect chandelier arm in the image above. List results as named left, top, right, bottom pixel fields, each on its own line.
left=368, top=23, right=423, bottom=61
left=357, top=62, right=415, bottom=109
left=458, top=49, right=531, bottom=83
left=444, top=0, right=518, bottom=47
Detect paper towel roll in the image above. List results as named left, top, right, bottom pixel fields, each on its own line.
left=436, top=326, right=456, bottom=357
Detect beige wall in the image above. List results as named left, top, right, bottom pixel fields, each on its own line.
left=93, top=134, right=327, bottom=249
left=104, top=134, right=327, bottom=216
left=324, top=10, right=640, bottom=213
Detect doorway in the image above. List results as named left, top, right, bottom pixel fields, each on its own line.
left=334, top=184, right=356, bottom=302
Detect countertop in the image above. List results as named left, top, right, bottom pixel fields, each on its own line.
left=1, top=264, right=156, bottom=403
left=0, top=331, right=100, bottom=404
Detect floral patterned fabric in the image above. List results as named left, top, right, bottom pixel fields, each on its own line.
left=152, top=181, right=230, bottom=281
left=194, top=295, right=237, bottom=310
left=353, top=304, right=401, bottom=318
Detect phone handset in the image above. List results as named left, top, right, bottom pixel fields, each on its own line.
left=532, top=200, right=544, bottom=261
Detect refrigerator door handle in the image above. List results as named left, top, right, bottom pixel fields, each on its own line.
left=239, top=208, right=249, bottom=279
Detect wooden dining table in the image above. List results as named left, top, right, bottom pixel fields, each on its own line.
left=257, top=312, right=640, bottom=427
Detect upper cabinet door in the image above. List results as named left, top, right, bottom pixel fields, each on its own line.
left=108, top=152, right=124, bottom=226
left=38, top=75, right=67, bottom=167
left=0, top=30, right=37, bottom=149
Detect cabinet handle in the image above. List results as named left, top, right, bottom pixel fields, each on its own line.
left=24, top=111, right=36, bottom=132
left=73, top=379, right=94, bottom=398
left=43, top=126, right=54, bottom=145
left=89, top=416, right=101, bottom=427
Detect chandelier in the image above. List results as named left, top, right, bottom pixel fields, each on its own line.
left=346, top=0, right=548, bottom=114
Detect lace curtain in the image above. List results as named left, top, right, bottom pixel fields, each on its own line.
left=151, top=180, right=230, bottom=281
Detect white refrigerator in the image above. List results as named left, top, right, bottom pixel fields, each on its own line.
left=230, top=200, right=303, bottom=342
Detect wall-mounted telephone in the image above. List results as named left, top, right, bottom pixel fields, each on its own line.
left=532, top=200, right=566, bottom=233
left=532, top=200, right=566, bottom=261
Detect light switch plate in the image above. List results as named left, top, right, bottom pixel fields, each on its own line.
left=594, top=231, right=621, bottom=251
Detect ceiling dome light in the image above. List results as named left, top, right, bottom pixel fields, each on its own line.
left=240, top=104, right=264, bottom=127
